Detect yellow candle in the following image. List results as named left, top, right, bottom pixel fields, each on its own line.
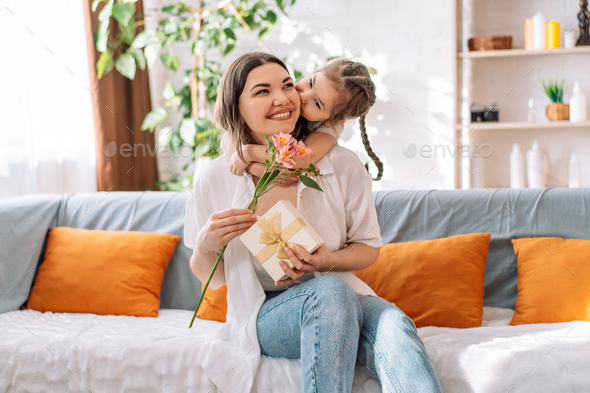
left=546, top=20, right=561, bottom=49
left=525, top=19, right=534, bottom=50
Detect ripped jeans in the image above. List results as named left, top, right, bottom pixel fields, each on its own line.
left=256, top=276, right=443, bottom=393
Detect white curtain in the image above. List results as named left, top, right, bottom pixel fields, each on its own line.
left=0, top=0, right=97, bottom=199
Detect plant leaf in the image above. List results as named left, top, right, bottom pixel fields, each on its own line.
left=265, top=10, right=277, bottom=24
left=115, top=51, right=136, bottom=79
left=300, top=175, right=323, bottom=192
left=144, top=41, right=162, bottom=68
left=96, top=51, right=114, bottom=79
left=163, top=81, right=175, bottom=100
left=127, top=47, right=146, bottom=70
left=161, top=53, right=180, bottom=71
left=98, top=0, right=114, bottom=22
left=91, top=0, right=105, bottom=12
left=112, top=2, right=135, bottom=26
left=180, top=118, right=197, bottom=146
left=223, top=27, right=236, bottom=41
left=164, top=20, right=179, bottom=34
left=131, top=30, right=157, bottom=49
left=141, top=108, right=168, bottom=132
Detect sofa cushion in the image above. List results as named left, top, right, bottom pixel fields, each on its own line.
left=53, top=191, right=201, bottom=311
left=24, top=227, right=180, bottom=317
left=510, top=237, right=590, bottom=325
left=197, top=283, right=227, bottom=322
left=0, top=194, right=61, bottom=315
left=356, top=233, right=491, bottom=328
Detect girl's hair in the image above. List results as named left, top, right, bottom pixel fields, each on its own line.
left=321, top=59, right=383, bottom=181
left=214, top=52, right=308, bottom=163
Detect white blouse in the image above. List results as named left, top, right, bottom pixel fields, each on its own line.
left=184, top=144, right=381, bottom=393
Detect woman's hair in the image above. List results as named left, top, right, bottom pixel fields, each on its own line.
left=214, top=52, right=309, bottom=163
left=320, top=59, right=383, bottom=181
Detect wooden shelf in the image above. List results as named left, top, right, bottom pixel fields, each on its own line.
left=455, top=120, right=590, bottom=131
left=458, top=46, right=590, bottom=59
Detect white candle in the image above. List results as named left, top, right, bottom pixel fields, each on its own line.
left=565, top=31, right=577, bottom=48
left=533, top=12, right=546, bottom=50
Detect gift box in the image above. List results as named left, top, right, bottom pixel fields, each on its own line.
left=239, top=199, right=324, bottom=282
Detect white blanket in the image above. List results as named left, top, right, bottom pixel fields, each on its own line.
left=1, top=307, right=589, bottom=392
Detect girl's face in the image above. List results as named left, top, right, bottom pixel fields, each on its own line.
left=296, top=71, right=340, bottom=124
left=239, top=63, right=301, bottom=145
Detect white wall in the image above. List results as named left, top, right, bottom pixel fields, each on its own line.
left=144, top=0, right=455, bottom=191
left=461, top=0, right=590, bottom=188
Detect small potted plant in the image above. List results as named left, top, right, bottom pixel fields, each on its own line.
left=541, top=78, right=569, bottom=121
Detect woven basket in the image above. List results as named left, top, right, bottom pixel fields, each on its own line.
left=546, top=103, right=569, bottom=121
left=468, top=36, right=512, bottom=51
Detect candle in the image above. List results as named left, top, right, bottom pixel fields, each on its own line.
left=525, top=19, right=534, bottom=50
left=565, top=31, right=577, bottom=48
left=546, top=20, right=561, bottom=49
left=533, top=12, right=546, bottom=50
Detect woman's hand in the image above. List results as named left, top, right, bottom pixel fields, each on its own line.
left=229, top=151, right=250, bottom=176
left=274, top=244, right=336, bottom=286
left=196, top=208, right=257, bottom=254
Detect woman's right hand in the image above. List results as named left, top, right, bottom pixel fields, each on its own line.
left=196, top=208, right=258, bottom=254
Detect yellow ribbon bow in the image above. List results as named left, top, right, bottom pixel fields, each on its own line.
left=254, top=211, right=308, bottom=263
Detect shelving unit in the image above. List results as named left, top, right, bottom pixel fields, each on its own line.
left=458, top=46, right=590, bottom=59
left=456, top=120, right=590, bottom=131
left=452, top=0, right=590, bottom=189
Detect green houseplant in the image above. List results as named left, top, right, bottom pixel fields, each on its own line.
left=541, top=77, right=569, bottom=121
left=91, top=0, right=296, bottom=190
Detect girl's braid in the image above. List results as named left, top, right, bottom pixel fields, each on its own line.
left=323, top=59, right=383, bottom=181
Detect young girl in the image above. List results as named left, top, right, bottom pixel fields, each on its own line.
left=220, top=58, right=384, bottom=183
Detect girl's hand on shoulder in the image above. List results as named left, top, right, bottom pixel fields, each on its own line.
left=274, top=243, right=336, bottom=286
left=229, top=151, right=250, bottom=176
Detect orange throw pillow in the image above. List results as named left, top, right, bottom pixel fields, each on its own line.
left=356, top=233, right=491, bottom=328
left=198, top=283, right=227, bottom=322
left=510, top=237, right=590, bottom=325
left=25, top=227, right=180, bottom=317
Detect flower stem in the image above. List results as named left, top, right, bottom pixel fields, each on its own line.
left=257, top=168, right=296, bottom=197
left=188, top=245, right=226, bottom=328
left=188, top=195, right=258, bottom=329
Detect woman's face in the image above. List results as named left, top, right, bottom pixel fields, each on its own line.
left=239, top=63, right=301, bottom=145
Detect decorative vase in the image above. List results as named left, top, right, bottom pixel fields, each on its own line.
left=546, top=103, right=570, bottom=121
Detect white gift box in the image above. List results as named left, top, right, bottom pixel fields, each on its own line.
left=239, top=199, right=324, bottom=282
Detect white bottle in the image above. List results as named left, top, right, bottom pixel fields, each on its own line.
left=568, top=153, right=580, bottom=188
left=533, top=12, right=546, bottom=50
left=526, top=140, right=548, bottom=188
left=528, top=97, right=535, bottom=122
left=510, top=144, right=526, bottom=188
left=569, top=81, right=587, bottom=123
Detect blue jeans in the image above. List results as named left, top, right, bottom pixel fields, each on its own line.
left=256, top=276, right=443, bottom=393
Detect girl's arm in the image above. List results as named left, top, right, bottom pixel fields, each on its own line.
left=220, top=131, right=236, bottom=160
left=244, top=131, right=338, bottom=169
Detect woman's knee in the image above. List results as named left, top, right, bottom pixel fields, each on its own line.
left=306, top=276, right=362, bottom=326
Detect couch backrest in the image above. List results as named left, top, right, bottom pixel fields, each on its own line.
left=2, top=188, right=588, bottom=314
left=373, top=187, right=590, bottom=309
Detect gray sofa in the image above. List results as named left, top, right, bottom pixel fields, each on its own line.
left=1, top=188, right=589, bottom=392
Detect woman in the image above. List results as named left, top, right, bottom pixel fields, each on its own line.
left=184, top=52, right=442, bottom=393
